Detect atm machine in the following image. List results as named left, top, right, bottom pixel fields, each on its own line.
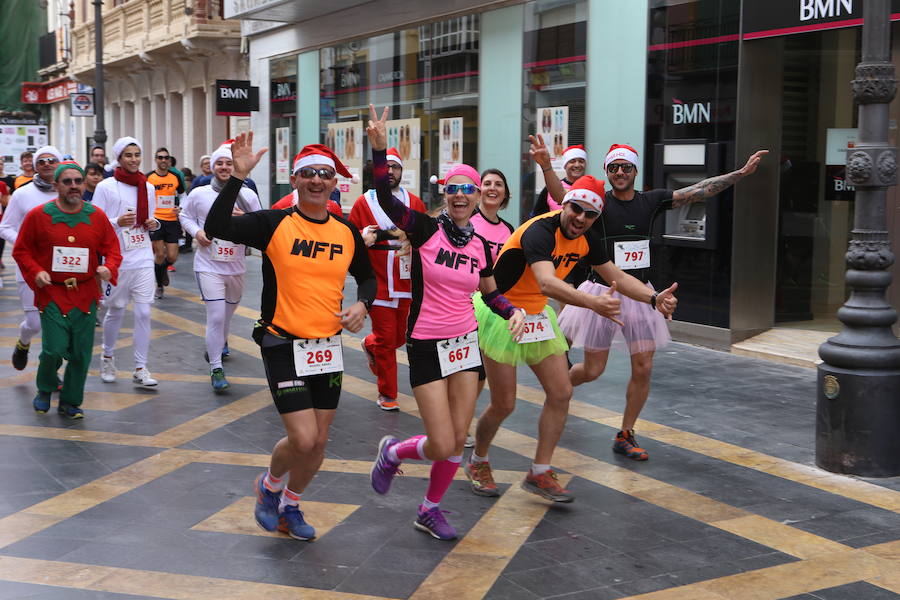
left=650, top=139, right=730, bottom=328
left=651, top=140, right=724, bottom=249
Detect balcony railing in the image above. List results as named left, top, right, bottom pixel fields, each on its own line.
left=70, top=0, right=240, bottom=76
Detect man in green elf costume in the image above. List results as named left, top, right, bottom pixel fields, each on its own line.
left=13, top=162, right=122, bottom=418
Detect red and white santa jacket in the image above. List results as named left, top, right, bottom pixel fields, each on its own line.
left=348, top=187, right=424, bottom=307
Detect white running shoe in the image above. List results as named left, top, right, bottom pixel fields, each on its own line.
left=100, top=356, right=117, bottom=383
left=132, top=368, right=158, bottom=387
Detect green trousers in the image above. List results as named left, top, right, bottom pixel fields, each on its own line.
left=37, top=301, right=97, bottom=406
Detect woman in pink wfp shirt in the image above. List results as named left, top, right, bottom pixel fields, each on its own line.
left=366, top=105, right=525, bottom=541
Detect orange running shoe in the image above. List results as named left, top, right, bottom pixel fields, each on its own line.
left=464, top=460, right=499, bottom=497
left=522, top=468, right=573, bottom=502
left=613, top=429, right=649, bottom=461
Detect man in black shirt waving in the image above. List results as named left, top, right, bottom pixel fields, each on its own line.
left=557, top=143, right=767, bottom=461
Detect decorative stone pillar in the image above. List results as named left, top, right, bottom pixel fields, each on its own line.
left=817, top=0, right=900, bottom=476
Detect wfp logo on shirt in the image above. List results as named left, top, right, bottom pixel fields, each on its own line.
left=552, top=252, right=581, bottom=269
left=435, top=248, right=480, bottom=274
left=291, top=239, right=344, bottom=260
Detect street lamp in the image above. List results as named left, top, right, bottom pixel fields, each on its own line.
left=92, top=0, right=106, bottom=150
left=816, top=0, right=900, bottom=477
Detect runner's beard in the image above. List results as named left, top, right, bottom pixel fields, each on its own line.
left=59, top=190, right=83, bottom=209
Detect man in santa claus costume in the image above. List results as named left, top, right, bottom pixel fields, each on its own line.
left=349, top=147, right=424, bottom=410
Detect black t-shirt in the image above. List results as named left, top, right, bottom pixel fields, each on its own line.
left=591, top=189, right=672, bottom=285
left=531, top=178, right=573, bottom=217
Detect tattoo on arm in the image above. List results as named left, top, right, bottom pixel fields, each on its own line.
left=672, top=171, right=741, bottom=207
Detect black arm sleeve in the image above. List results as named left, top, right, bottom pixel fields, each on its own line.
left=374, top=229, right=400, bottom=242
left=476, top=233, right=494, bottom=278
left=520, top=219, right=557, bottom=265
left=347, top=224, right=377, bottom=307
left=205, top=176, right=282, bottom=251
left=373, top=149, right=434, bottom=246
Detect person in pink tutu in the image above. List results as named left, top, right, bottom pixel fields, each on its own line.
left=557, top=143, right=767, bottom=461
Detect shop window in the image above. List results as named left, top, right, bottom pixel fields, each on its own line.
left=319, top=16, right=480, bottom=210
left=520, top=0, right=587, bottom=217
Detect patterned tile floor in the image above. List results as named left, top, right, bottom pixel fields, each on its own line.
left=0, top=250, right=897, bottom=600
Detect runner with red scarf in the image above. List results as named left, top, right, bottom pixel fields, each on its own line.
left=91, top=137, right=161, bottom=388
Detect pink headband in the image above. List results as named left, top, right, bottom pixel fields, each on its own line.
left=443, top=164, right=481, bottom=187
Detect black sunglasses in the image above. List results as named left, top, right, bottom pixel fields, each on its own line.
left=59, top=177, right=84, bottom=186
left=155, top=155, right=170, bottom=160
left=567, top=202, right=600, bottom=219
left=36, top=157, right=59, bottom=166
left=607, top=163, right=635, bottom=174
left=297, top=167, right=336, bottom=180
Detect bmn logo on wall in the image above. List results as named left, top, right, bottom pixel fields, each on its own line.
left=672, top=99, right=711, bottom=125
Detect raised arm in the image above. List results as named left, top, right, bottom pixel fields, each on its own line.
left=530, top=134, right=568, bottom=207
left=366, top=104, right=419, bottom=232
left=671, top=150, right=768, bottom=207
left=205, top=132, right=272, bottom=250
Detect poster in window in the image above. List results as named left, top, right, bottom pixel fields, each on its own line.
left=275, top=126, right=291, bottom=184
left=386, top=118, right=421, bottom=196
left=438, top=117, right=463, bottom=187
left=825, top=128, right=858, bottom=201
left=326, top=120, right=363, bottom=204
left=534, top=106, right=569, bottom=197
left=1, top=124, right=48, bottom=177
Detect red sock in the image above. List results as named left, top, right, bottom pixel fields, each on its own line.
left=425, top=455, right=462, bottom=504
left=392, top=434, right=426, bottom=461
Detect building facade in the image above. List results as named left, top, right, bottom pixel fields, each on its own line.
left=67, top=0, right=247, bottom=170
left=227, top=0, right=900, bottom=346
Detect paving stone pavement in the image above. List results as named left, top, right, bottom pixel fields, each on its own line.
left=0, top=249, right=897, bottom=600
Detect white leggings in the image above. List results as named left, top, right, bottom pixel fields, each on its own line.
left=19, top=310, right=41, bottom=345
left=206, top=300, right=238, bottom=369
left=102, top=302, right=152, bottom=369
left=16, top=281, right=40, bottom=344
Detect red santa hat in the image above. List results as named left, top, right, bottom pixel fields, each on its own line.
left=292, top=144, right=352, bottom=178
left=386, top=147, right=403, bottom=167
left=604, top=144, right=639, bottom=169
left=210, top=139, right=234, bottom=166
left=562, top=175, right=605, bottom=213
left=561, top=144, right=587, bottom=166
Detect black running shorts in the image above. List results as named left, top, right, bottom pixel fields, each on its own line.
left=406, top=336, right=485, bottom=389
left=258, top=333, right=342, bottom=413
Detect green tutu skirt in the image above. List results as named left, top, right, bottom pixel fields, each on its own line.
left=473, top=293, right=569, bottom=366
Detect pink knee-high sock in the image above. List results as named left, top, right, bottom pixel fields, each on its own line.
left=392, top=435, right=427, bottom=461
left=425, top=455, right=462, bottom=504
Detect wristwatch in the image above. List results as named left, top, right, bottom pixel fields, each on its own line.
left=650, top=292, right=658, bottom=309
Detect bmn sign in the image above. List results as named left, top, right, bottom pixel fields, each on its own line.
left=216, top=80, right=260, bottom=116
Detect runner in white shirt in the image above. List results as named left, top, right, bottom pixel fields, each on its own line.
left=179, top=141, right=261, bottom=391
left=91, top=137, right=161, bottom=388
left=0, top=146, right=64, bottom=370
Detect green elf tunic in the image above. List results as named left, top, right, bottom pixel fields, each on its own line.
left=12, top=201, right=122, bottom=405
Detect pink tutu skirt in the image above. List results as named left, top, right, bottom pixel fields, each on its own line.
left=557, top=280, right=671, bottom=355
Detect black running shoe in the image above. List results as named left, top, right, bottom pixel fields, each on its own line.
left=12, top=341, right=29, bottom=371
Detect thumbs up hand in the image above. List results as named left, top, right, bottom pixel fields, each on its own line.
left=592, top=281, right=624, bottom=326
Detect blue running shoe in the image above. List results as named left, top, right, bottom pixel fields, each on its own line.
left=210, top=368, right=230, bottom=392
left=254, top=473, right=280, bottom=531
left=32, top=392, right=51, bottom=414
left=57, top=402, right=84, bottom=419
left=221, top=343, right=230, bottom=359
left=277, top=504, right=316, bottom=541
left=370, top=435, right=401, bottom=495
left=414, top=506, right=457, bottom=540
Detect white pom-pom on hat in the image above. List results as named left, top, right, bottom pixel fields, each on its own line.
left=429, top=174, right=438, bottom=185
left=351, top=174, right=359, bottom=184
